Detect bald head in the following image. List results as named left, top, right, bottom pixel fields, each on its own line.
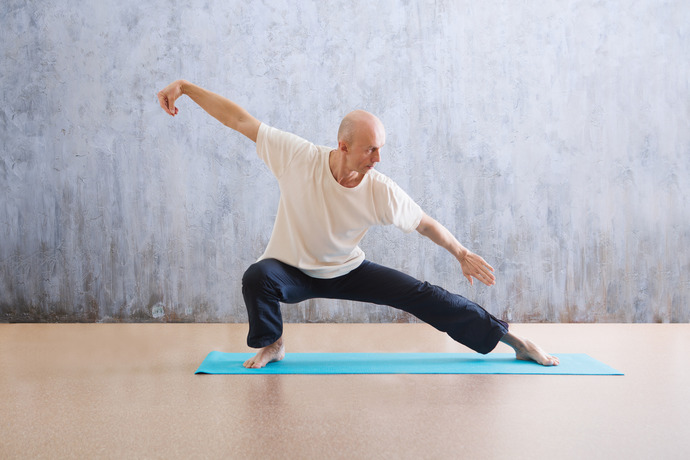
left=331, top=110, right=386, bottom=181
left=337, top=110, right=385, bottom=146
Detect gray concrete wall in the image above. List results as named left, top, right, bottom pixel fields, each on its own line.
left=1, top=0, right=688, bottom=323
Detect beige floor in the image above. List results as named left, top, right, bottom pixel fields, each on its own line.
left=1, top=323, right=689, bottom=460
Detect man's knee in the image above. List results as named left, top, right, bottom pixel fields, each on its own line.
left=242, top=259, right=284, bottom=294
left=242, top=261, right=266, bottom=290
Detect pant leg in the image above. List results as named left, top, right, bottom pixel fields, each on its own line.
left=242, top=258, right=509, bottom=354
left=320, top=260, right=509, bottom=354
left=242, top=258, right=317, bottom=348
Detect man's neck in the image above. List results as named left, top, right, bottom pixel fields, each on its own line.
left=329, top=149, right=364, bottom=188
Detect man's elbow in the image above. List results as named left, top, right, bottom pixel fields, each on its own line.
left=226, top=117, right=260, bottom=143
left=415, top=213, right=432, bottom=235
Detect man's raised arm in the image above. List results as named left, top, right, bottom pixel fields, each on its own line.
left=416, top=213, right=496, bottom=287
left=157, top=80, right=261, bottom=142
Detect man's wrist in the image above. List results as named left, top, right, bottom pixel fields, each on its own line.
left=455, top=245, right=469, bottom=261
left=178, top=80, right=190, bottom=95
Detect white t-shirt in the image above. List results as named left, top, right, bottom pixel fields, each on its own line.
left=256, top=123, right=424, bottom=279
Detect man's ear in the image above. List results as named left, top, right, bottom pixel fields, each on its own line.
left=338, top=141, right=349, bottom=154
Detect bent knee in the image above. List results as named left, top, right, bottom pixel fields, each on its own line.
left=242, top=261, right=268, bottom=288
left=242, top=258, right=287, bottom=289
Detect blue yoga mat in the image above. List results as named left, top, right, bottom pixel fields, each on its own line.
left=195, top=352, right=622, bottom=375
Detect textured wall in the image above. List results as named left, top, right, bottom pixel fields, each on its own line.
left=1, top=0, right=688, bottom=323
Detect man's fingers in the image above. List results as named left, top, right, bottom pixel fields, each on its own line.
left=477, top=272, right=492, bottom=286
left=476, top=256, right=494, bottom=273
left=157, top=92, right=168, bottom=114
left=476, top=259, right=495, bottom=285
left=461, top=252, right=496, bottom=286
left=157, top=91, right=177, bottom=116
left=476, top=266, right=495, bottom=286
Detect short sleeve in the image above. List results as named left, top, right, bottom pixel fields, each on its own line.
left=373, top=175, right=424, bottom=233
left=256, top=123, right=315, bottom=179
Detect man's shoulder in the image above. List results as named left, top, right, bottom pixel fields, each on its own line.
left=257, top=124, right=325, bottom=177
left=367, top=170, right=417, bottom=203
left=367, top=169, right=397, bottom=189
left=258, top=123, right=322, bottom=159
left=260, top=123, right=310, bottom=145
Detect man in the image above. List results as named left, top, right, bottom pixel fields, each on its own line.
left=158, top=80, right=559, bottom=368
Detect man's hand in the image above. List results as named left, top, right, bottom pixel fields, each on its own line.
left=157, top=80, right=184, bottom=116
left=456, top=250, right=495, bottom=287
left=416, top=213, right=496, bottom=287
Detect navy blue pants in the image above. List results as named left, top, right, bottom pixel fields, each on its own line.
left=242, top=258, right=509, bottom=354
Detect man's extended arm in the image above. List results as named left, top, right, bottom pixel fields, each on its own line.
left=157, top=80, right=261, bottom=142
left=416, top=213, right=496, bottom=286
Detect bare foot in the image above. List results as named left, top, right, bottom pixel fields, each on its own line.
left=243, top=337, right=285, bottom=369
left=500, top=332, right=559, bottom=366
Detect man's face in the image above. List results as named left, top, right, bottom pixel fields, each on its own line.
left=345, top=121, right=386, bottom=175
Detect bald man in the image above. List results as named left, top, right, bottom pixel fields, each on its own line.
left=158, top=80, right=559, bottom=368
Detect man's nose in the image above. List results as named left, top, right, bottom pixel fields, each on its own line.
left=372, top=151, right=381, bottom=163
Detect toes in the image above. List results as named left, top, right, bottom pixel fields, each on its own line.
left=244, top=358, right=264, bottom=369
left=543, top=354, right=559, bottom=366
left=251, top=360, right=266, bottom=369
